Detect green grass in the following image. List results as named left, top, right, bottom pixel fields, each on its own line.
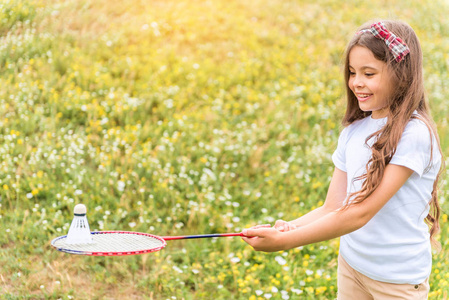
left=0, top=0, right=448, bottom=299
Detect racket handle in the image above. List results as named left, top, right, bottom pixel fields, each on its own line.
left=163, top=232, right=245, bottom=241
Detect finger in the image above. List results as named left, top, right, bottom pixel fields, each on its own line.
left=243, top=224, right=271, bottom=235
left=274, top=219, right=285, bottom=226
left=287, top=223, right=297, bottom=231
left=242, top=229, right=252, bottom=237
left=274, top=220, right=287, bottom=231
left=242, top=236, right=258, bottom=244
left=274, top=220, right=286, bottom=227
left=251, top=224, right=272, bottom=229
left=242, top=228, right=263, bottom=238
left=243, top=226, right=274, bottom=238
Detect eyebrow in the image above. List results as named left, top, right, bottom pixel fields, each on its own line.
left=348, top=65, right=380, bottom=71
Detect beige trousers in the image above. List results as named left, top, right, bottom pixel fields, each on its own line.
left=337, top=254, right=429, bottom=300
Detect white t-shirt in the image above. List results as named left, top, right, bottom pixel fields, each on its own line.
left=332, top=114, right=441, bottom=284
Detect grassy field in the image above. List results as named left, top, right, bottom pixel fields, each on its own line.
left=0, top=0, right=448, bottom=299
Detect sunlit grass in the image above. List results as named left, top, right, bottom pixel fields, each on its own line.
left=0, top=0, right=448, bottom=299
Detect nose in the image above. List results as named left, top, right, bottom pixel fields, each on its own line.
left=351, top=75, right=364, bottom=88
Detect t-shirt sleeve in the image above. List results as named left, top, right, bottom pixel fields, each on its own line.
left=332, top=127, right=349, bottom=172
left=389, top=120, right=434, bottom=177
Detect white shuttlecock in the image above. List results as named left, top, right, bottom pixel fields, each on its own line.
left=66, top=204, right=93, bottom=244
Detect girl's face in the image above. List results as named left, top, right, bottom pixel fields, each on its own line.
left=348, top=45, right=394, bottom=119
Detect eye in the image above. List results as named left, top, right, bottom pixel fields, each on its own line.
left=365, top=73, right=374, bottom=77
left=349, top=70, right=356, bottom=76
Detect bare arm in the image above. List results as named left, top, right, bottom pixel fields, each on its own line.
left=243, top=164, right=413, bottom=252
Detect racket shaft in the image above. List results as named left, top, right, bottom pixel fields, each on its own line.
left=163, top=233, right=243, bottom=240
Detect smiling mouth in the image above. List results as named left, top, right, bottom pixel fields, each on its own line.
left=356, top=93, right=372, bottom=101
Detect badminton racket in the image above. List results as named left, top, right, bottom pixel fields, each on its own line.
left=51, top=231, right=248, bottom=256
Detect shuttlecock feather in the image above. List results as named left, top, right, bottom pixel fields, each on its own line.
left=66, top=204, right=93, bottom=244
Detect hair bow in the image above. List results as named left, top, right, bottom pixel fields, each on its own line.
left=358, top=22, right=410, bottom=63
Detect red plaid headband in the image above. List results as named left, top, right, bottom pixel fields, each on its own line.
left=357, top=22, right=410, bottom=63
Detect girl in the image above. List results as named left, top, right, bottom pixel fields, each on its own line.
left=242, top=20, right=444, bottom=299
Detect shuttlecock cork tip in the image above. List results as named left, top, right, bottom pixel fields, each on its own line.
left=74, top=204, right=87, bottom=215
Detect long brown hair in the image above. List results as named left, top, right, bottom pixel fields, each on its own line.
left=342, top=20, right=444, bottom=248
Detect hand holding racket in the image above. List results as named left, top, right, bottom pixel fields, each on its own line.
left=242, top=221, right=300, bottom=252
left=242, top=226, right=288, bottom=252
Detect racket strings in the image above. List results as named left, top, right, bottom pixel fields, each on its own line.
left=52, top=232, right=165, bottom=255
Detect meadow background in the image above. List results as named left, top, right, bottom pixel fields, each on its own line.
left=0, top=0, right=448, bottom=299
